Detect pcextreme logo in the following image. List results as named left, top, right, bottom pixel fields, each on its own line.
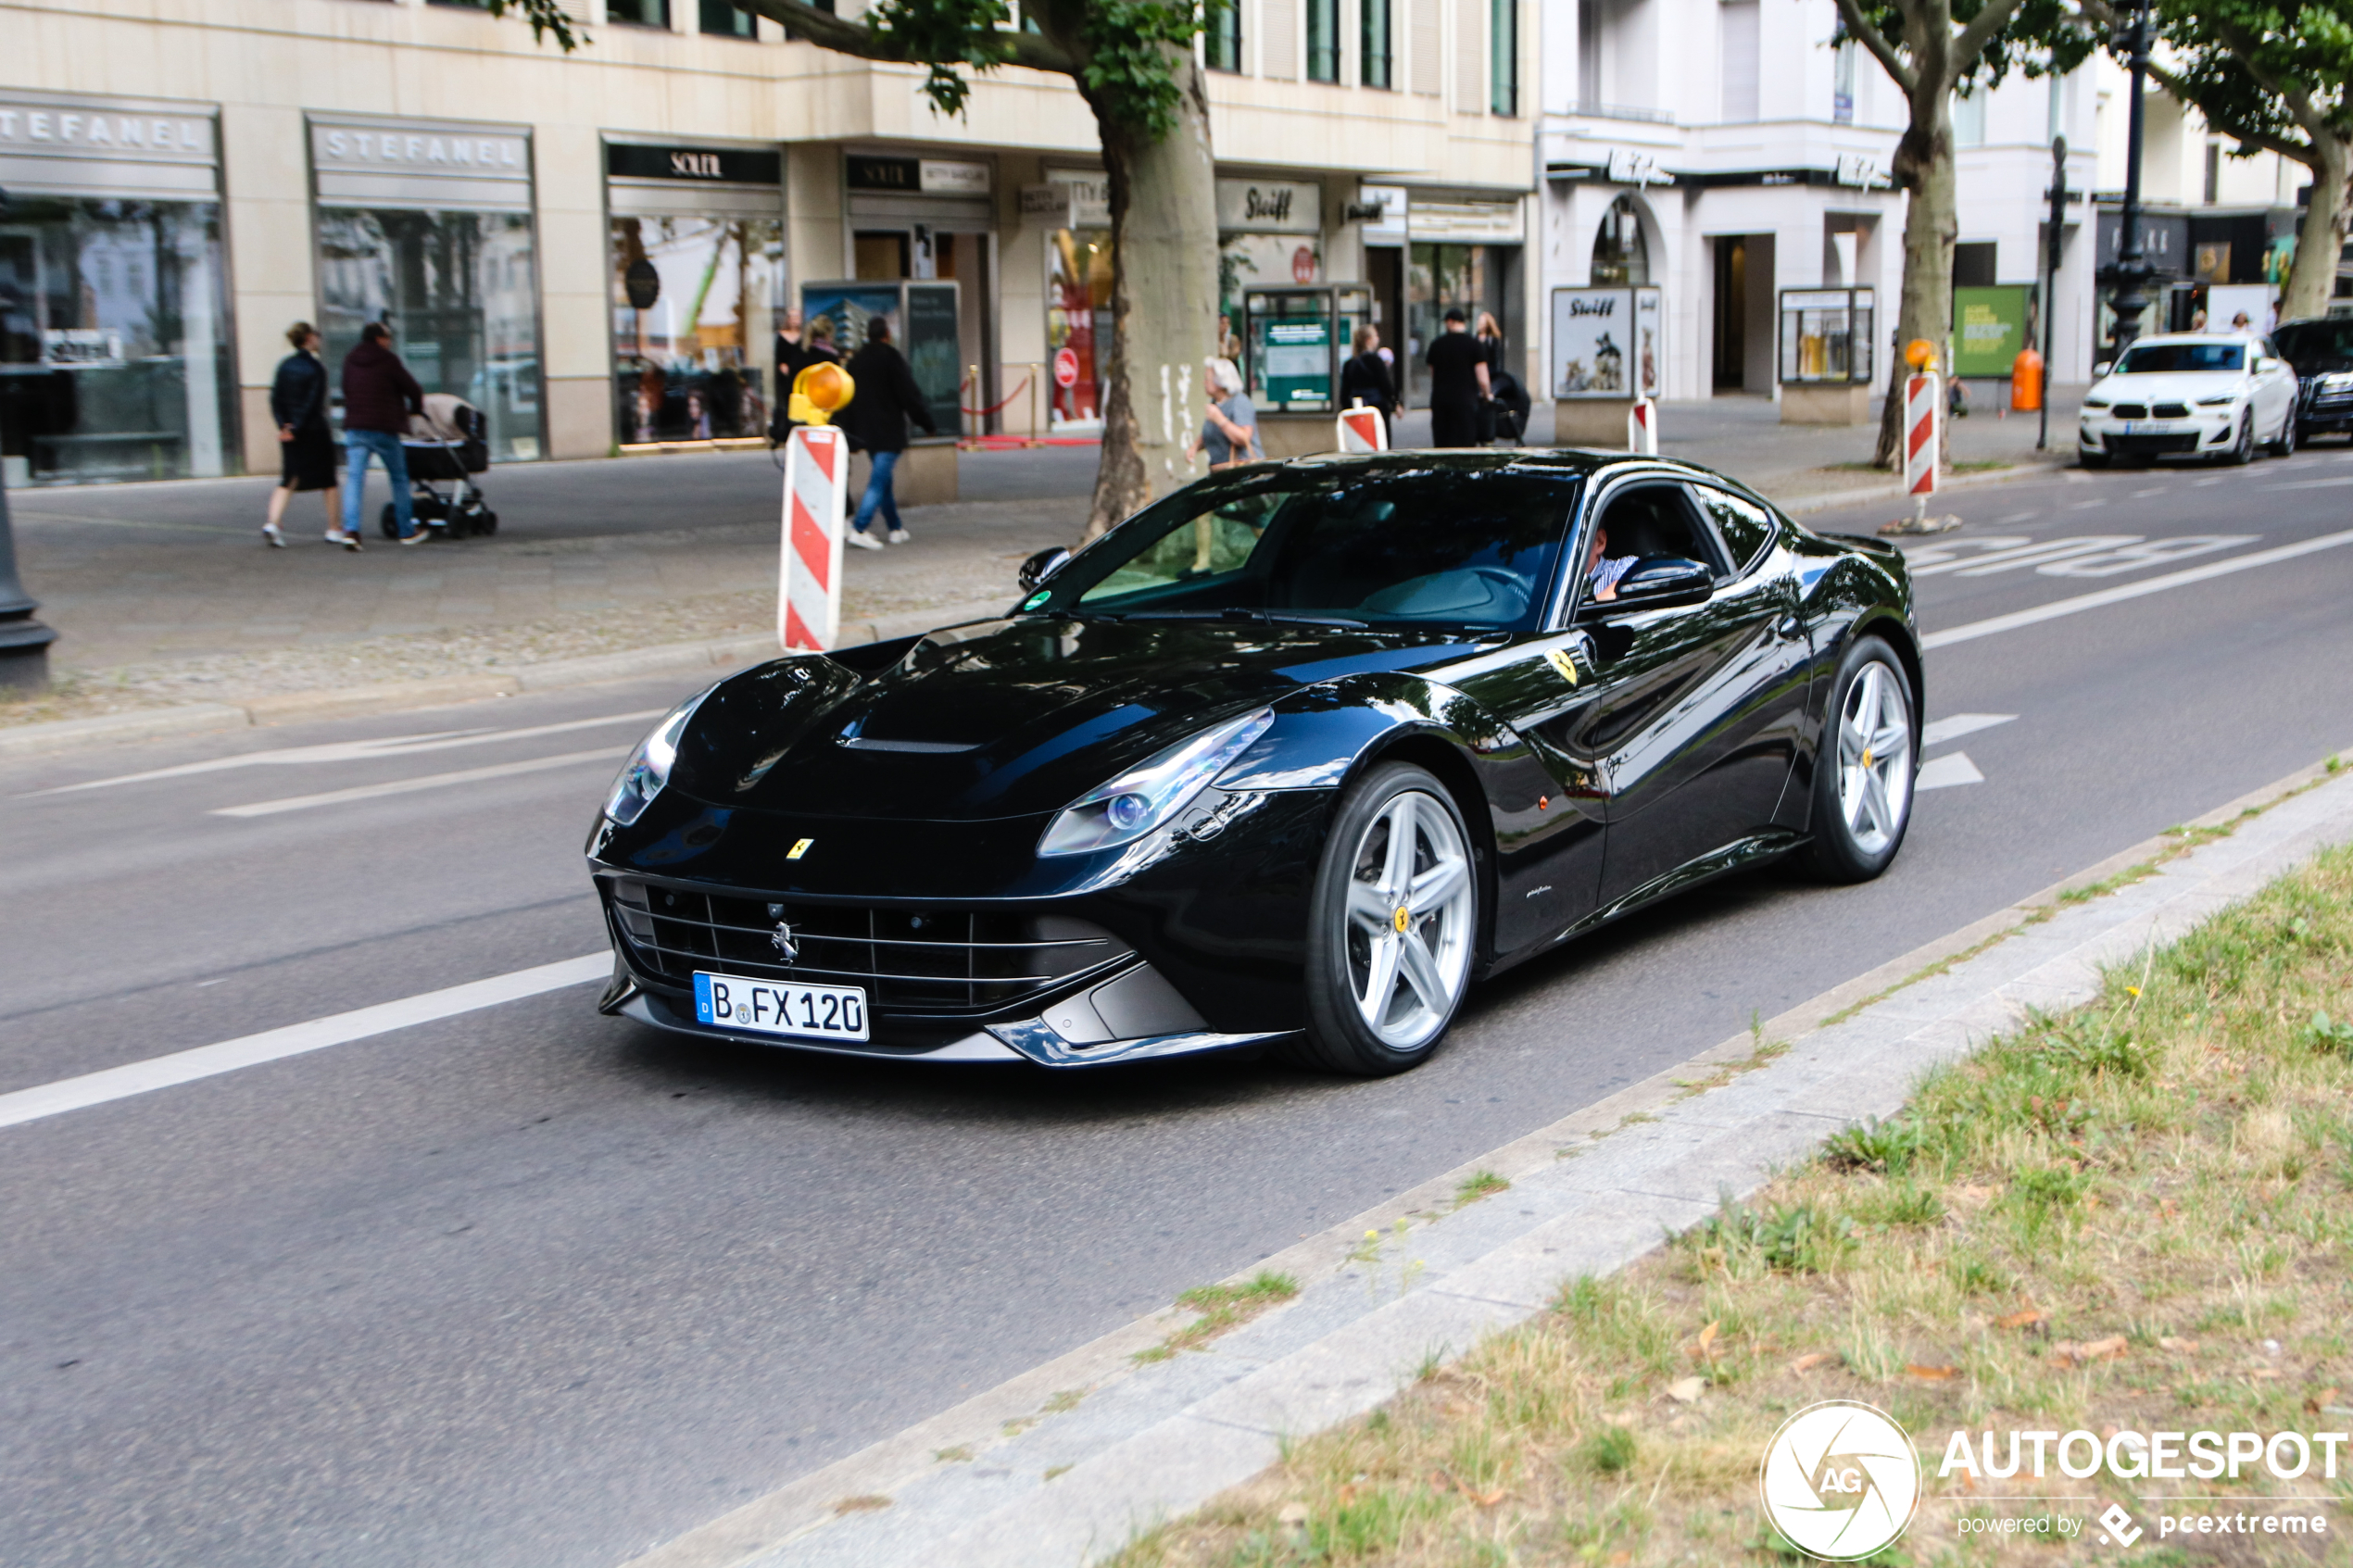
left=1759, top=1401, right=1922, bottom=1560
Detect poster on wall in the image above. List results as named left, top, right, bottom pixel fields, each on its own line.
left=1552, top=287, right=1632, bottom=398
left=1951, top=285, right=2030, bottom=378
left=904, top=282, right=963, bottom=437
left=1633, top=286, right=1663, bottom=397
left=800, top=282, right=902, bottom=358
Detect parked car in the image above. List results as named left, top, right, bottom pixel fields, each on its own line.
left=2077, top=332, right=2299, bottom=468
left=2271, top=316, right=2353, bottom=443
left=585, top=450, right=1922, bottom=1077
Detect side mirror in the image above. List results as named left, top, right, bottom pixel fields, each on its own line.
left=2254, top=356, right=2279, bottom=374
left=1584, top=557, right=1714, bottom=616
left=2092, top=360, right=2112, bottom=379
left=1018, top=546, right=1072, bottom=593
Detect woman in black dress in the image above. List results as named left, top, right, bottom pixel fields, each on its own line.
left=263, top=322, right=338, bottom=547
left=1473, top=311, right=1505, bottom=445
left=1338, top=324, right=1397, bottom=437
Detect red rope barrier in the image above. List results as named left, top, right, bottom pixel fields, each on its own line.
left=958, top=372, right=1032, bottom=419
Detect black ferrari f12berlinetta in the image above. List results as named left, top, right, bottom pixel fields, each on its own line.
left=587, top=449, right=1921, bottom=1075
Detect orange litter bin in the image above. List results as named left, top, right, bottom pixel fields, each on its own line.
left=2010, top=346, right=2045, bottom=412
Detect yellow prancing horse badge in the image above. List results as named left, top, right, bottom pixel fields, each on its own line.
left=787, top=837, right=814, bottom=859
left=1545, top=646, right=1580, bottom=686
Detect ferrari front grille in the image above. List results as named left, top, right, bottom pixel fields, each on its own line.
left=601, top=877, right=1132, bottom=1011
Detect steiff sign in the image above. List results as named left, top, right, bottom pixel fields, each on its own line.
left=1216, top=179, right=1319, bottom=234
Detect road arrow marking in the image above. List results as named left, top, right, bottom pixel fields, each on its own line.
left=1916, top=752, right=1984, bottom=791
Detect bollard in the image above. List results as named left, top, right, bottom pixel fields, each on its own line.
left=1904, top=370, right=1941, bottom=529
left=1336, top=401, right=1388, bottom=452
left=780, top=424, right=848, bottom=652
left=1627, top=396, right=1658, bottom=456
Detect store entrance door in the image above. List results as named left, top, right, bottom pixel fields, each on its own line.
left=1713, top=237, right=1747, bottom=391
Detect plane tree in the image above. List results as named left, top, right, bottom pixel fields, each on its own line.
left=488, top=0, right=1217, bottom=534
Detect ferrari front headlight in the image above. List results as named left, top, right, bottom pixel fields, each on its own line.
left=604, top=685, right=715, bottom=826
left=1038, top=708, right=1275, bottom=857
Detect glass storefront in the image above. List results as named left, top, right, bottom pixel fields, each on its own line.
left=611, top=215, right=782, bottom=444
left=0, top=91, right=235, bottom=484
left=309, top=116, right=543, bottom=461
left=316, top=209, right=541, bottom=461
left=1047, top=225, right=1111, bottom=431
left=1406, top=244, right=1508, bottom=406
left=607, top=141, right=786, bottom=448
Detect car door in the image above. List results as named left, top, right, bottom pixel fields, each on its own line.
left=2258, top=338, right=2296, bottom=436
left=1567, top=480, right=1812, bottom=909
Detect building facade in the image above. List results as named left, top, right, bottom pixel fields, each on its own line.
left=0, top=0, right=1537, bottom=487
left=1537, top=0, right=2103, bottom=417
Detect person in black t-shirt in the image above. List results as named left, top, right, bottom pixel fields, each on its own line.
left=1425, top=307, right=1491, bottom=447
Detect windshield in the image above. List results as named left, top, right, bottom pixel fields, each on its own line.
left=1027, top=466, right=1578, bottom=632
left=2274, top=320, right=2353, bottom=365
left=2114, top=342, right=2244, bottom=374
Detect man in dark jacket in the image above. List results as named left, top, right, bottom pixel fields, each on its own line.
left=1424, top=307, right=1491, bottom=448
left=836, top=317, right=938, bottom=548
left=340, top=321, right=427, bottom=547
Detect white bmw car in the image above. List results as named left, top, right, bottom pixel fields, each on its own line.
left=2078, top=332, right=2299, bottom=468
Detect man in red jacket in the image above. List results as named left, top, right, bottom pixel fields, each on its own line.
left=339, top=322, right=426, bottom=549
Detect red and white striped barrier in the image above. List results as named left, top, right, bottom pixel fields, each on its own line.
left=1905, top=371, right=1941, bottom=501
left=1336, top=404, right=1387, bottom=452
left=1627, top=396, right=1658, bottom=456
left=780, top=424, right=848, bottom=652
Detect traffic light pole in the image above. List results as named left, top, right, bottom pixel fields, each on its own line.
left=2108, top=0, right=2157, bottom=358
left=2040, top=137, right=2069, bottom=452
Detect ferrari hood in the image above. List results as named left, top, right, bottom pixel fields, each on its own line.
left=667, top=616, right=1480, bottom=821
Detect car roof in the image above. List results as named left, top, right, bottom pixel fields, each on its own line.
left=2123, top=332, right=2262, bottom=346
left=1272, top=447, right=1730, bottom=484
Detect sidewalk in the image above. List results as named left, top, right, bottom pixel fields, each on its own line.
left=1, top=390, right=2076, bottom=732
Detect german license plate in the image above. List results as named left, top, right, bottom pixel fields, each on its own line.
left=2121, top=420, right=2178, bottom=434
left=694, top=972, right=870, bottom=1042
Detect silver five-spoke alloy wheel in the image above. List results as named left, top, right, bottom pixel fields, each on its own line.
left=1836, top=660, right=1914, bottom=856
left=1342, top=789, right=1476, bottom=1049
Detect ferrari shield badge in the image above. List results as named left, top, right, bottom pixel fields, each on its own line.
left=1545, top=646, right=1580, bottom=686
left=787, top=837, right=814, bottom=859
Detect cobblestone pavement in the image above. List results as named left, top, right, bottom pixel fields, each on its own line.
left=2, top=388, right=2076, bottom=728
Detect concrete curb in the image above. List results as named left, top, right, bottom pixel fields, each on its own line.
left=614, top=748, right=2353, bottom=1568
left=1774, top=453, right=2072, bottom=517
left=0, top=597, right=1014, bottom=759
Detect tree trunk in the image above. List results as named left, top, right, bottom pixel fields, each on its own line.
left=1083, top=49, right=1221, bottom=540
left=2281, top=136, right=2351, bottom=324
left=1873, top=83, right=1957, bottom=469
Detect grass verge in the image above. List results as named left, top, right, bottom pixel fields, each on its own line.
left=1108, top=845, right=2353, bottom=1566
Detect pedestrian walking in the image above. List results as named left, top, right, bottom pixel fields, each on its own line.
left=1473, top=311, right=1506, bottom=444
left=1424, top=307, right=1491, bottom=448
left=340, top=322, right=426, bottom=549
left=836, top=317, right=938, bottom=549
left=1339, top=325, right=1397, bottom=430
left=1184, top=358, right=1260, bottom=573
left=263, top=321, right=337, bottom=548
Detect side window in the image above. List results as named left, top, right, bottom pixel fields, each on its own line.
left=1694, top=486, right=1777, bottom=574
left=1592, top=484, right=1718, bottom=568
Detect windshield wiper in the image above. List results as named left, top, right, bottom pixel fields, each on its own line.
left=1124, top=608, right=1370, bottom=630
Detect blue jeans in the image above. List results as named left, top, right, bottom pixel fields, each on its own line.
left=851, top=448, right=901, bottom=536
left=342, top=428, right=414, bottom=539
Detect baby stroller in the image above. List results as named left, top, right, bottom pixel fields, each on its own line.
left=379, top=393, right=498, bottom=540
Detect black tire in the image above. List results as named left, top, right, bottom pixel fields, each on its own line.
left=2078, top=450, right=2109, bottom=470
left=479, top=508, right=498, bottom=537
left=2267, top=408, right=2297, bottom=458
left=2224, top=413, right=2255, bottom=466
left=1288, top=762, right=1480, bottom=1076
left=1802, top=635, right=1917, bottom=884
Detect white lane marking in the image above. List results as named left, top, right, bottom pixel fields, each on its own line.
left=0, top=954, right=609, bottom=1132
left=36, top=709, right=664, bottom=797
left=2069, top=497, right=2111, bottom=508
left=1896, top=535, right=2033, bottom=570
left=2263, top=475, right=2353, bottom=490
left=1913, top=536, right=2141, bottom=577
left=1994, top=511, right=2042, bottom=523
left=2038, top=534, right=2254, bottom=577
left=1920, top=713, right=2015, bottom=747
left=1916, top=752, right=1984, bottom=791
left=2130, top=487, right=2167, bottom=498
left=1922, top=526, right=2353, bottom=650
left=212, top=747, right=623, bottom=818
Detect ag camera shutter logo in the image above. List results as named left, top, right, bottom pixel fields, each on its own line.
left=1759, top=1400, right=1922, bottom=1560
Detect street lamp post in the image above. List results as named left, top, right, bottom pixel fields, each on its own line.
left=2040, top=136, right=2069, bottom=451
left=0, top=186, right=59, bottom=695
left=2108, top=0, right=2157, bottom=358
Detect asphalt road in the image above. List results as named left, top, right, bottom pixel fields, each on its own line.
left=6, top=448, right=2352, bottom=1567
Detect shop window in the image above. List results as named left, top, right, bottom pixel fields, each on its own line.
left=0, top=197, right=237, bottom=485
left=1361, top=0, right=1391, bottom=86
left=318, top=207, right=543, bottom=461
left=699, top=0, right=754, bottom=34
left=611, top=215, right=784, bottom=446
left=1404, top=244, right=1505, bottom=408
left=1591, top=195, right=1649, bottom=286
left=1953, top=86, right=1986, bottom=148
left=1048, top=228, right=1113, bottom=431
left=1489, top=0, right=1518, bottom=115
left=609, top=0, right=672, bottom=27
left=854, top=232, right=911, bottom=281
left=1953, top=242, right=1996, bottom=288
left=1306, top=0, right=1339, bottom=81
left=1205, top=0, right=1242, bottom=72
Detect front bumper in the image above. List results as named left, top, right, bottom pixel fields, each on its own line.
left=2077, top=407, right=2242, bottom=458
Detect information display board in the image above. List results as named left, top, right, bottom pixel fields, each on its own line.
left=1777, top=287, right=1878, bottom=385
left=1952, top=285, right=2030, bottom=379
left=799, top=280, right=963, bottom=437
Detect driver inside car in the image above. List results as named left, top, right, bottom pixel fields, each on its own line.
left=1584, top=523, right=1639, bottom=601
